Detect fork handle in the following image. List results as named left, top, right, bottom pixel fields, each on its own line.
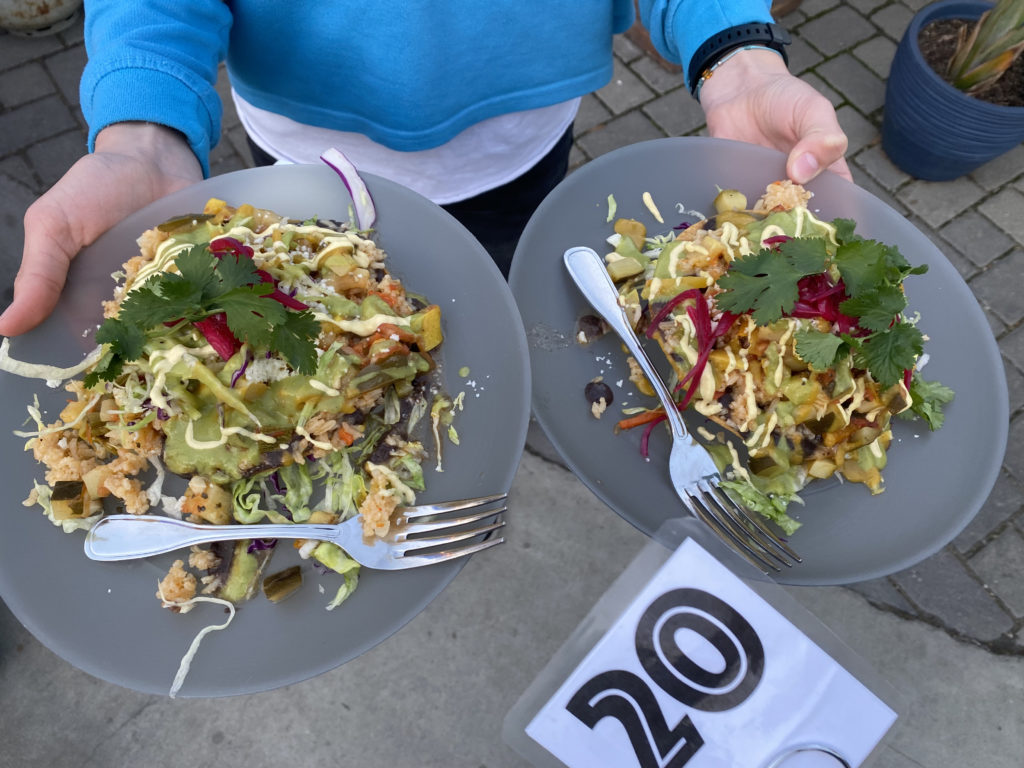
left=564, top=246, right=690, bottom=440
left=84, top=515, right=339, bottom=561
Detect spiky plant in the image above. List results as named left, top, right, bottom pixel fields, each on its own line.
left=946, top=0, right=1024, bottom=93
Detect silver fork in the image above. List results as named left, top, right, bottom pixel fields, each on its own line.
left=84, top=493, right=507, bottom=570
left=564, top=246, right=800, bottom=574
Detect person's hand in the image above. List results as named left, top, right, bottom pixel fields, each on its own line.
left=697, top=48, right=852, bottom=185
left=0, top=122, right=202, bottom=337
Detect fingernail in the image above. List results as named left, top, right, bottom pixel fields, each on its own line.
left=792, top=153, right=820, bottom=184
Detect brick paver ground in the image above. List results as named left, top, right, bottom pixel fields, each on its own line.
left=1, top=2, right=1022, bottom=654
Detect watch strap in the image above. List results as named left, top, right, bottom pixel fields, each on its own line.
left=687, top=22, right=792, bottom=97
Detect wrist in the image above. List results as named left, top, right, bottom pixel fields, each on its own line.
left=696, top=48, right=791, bottom=109
left=95, top=122, right=201, bottom=179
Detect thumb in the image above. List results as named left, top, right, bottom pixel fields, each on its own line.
left=787, top=130, right=851, bottom=185
left=0, top=202, right=75, bottom=337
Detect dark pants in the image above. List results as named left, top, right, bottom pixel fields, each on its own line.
left=246, top=125, right=574, bottom=278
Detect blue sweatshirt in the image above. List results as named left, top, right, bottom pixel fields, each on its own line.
left=80, top=0, right=773, bottom=176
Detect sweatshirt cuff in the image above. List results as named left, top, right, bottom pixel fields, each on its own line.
left=81, top=57, right=220, bottom=177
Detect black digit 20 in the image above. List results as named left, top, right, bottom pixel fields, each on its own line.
left=566, top=670, right=704, bottom=768
left=635, top=587, right=765, bottom=712
left=565, top=586, right=765, bottom=766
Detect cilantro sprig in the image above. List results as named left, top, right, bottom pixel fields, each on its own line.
left=715, top=218, right=949, bottom=421
left=85, top=244, right=318, bottom=386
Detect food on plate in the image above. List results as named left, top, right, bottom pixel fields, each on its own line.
left=7, top=197, right=449, bottom=615
left=593, top=180, right=954, bottom=534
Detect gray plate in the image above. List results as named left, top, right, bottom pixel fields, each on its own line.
left=510, top=137, right=1008, bottom=586
left=0, top=164, right=530, bottom=696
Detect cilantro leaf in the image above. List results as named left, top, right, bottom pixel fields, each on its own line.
left=903, top=375, right=955, bottom=430
left=83, top=352, right=123, bottom=388
left=117, top=284, right=191, bottom=328
left=715, top=238, right=827, bottom=325
left=834, top=239, right=892, bottom=298
left=272, top=311, right=320, bottom=374
left=839, top=284, right=907, bottom=332
left=217, top=286, right=283, bottom=346
left=173, top=245, right=219, bottom=297
left=95, top=317, right=145, bottom=362
left=88, top=239, right=320, bottom=382
left=794, top=328, right=848, bottom=371
left=859, top=323, right=923, bottom=387
left=215, top=252, right=262, bottom=292
left=832, top=218, right=859, bottom=243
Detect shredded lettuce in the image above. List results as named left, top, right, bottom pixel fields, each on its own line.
left=718, top=479, right=801, bottom=536
left=311, top=542, right=361, bottom=610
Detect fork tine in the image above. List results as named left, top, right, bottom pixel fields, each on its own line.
left=696, top=483, right=793, bottom=570
left=396, top=505, right=507, bottom=537
left=678, top=492, right=781, bottom=573
left=392, top=535, right=506, bottom=569
left=704, top=481, right=802, bottom=563
left=393, top=520, right=506, bottom=554
left=397, top=493, right=507, bottom=519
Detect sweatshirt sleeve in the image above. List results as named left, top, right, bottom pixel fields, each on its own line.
left=637, top=0, right=775, bottom=85
left=80, top=0, right=232, bottom=176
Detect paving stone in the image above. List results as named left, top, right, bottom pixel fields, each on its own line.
left=849, top=163, right=908, bottom=215
left=970, top=144, right=1024, bottom=191
left=954, top=471, right=1024, bottom=553
left=0, top=93, right=76, bottom=155
left=594, top=58, right=654, bottom=116
left=224, top=124, right=255, bottom=169
left=796, top=0, right=839, bottom=17
left=844, top=577, right=915, bottom=614
left=1005, top=415, right=1024, bottom=486
left=612, top=33, right=643, bottom=64
left=800, top=71, right=843, bottom=107
left=56, top=17, right=85, bottom=46
left=834, top=103, right=878, bottom=155
left=642, top=88, right=705, bottom=137
left=854, top=143, right=910, bottom=189
left=575, top=110, right=663, bottom=160
left=817, top=53, right=886, bottom=115
left=971, top=527, right=1024, bottom=616
left=846, top=0, right=890, bottom=14
left=969, top=250, right=1024, bottom=326
left=940, top=210, right=1015, bottom=268
left=799, top=5, right=877, bottom=55
left=979, top=188, right=1024, bottom=246
left=24, top=128, right=85, bottom=188
left=0, top=153, right=39, bottom=192
left=853, top=35, right=897, bottom=79
left=629, top=55, right=685, bottom=95
left=870, top=4, right=914, bottom=43
left=0, top=31, right=63, bottom=71
left=890, top=548, right=1015, bottom=642
left=568, top=144, right=588, bottom=172
left=1001, top=325, right=1024, bottom=378
left=0, top=61, right=53, bottom=109
left=42, top=44, right=85, bottom=107
left=901, top=0, right=934, bottom=12
left=785, top=34, right=825, bottom=75
left=900, top=177, right=986, bottom=229
left=1004, top=357, right=1024, bottom=419
left=573, top=93, right=611, bottom=135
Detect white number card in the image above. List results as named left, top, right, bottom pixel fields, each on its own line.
left=524, top=539, right=897, bottom=768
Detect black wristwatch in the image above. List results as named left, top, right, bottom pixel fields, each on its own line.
left=687, top=22, right=792, bottom=98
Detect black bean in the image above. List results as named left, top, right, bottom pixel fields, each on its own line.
left=584, top=380, right=614, bottom=407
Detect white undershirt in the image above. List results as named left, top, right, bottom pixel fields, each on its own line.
left=232, top=89, right=580, bottom=205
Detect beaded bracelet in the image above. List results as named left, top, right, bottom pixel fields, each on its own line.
left=693, top=44, right=787, bottom=102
